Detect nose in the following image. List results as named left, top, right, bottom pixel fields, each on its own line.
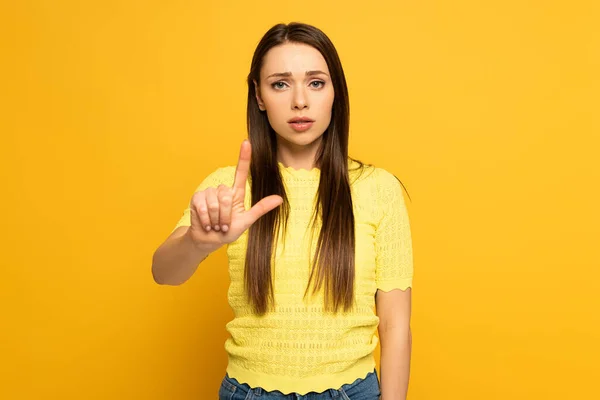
left=292, top=86, right=308, bottom=110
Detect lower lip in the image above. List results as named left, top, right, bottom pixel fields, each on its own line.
left=288, top=121, right=314, bottom=132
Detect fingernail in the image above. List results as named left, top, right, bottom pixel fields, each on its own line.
left=214, top=225, right=220, bottom=231
left=221, top=225, right=229, bottom=232
left=205, top=225, right=211, bottom=231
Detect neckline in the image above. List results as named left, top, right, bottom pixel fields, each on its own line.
left=276, top=159, right=361, bottom=178
left=277, top=161, right=321, bottom=177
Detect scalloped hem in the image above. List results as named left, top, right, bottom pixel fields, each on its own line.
left=225, top=354, right=376, bottom=395
left=376, top=278, right=413, bottom=292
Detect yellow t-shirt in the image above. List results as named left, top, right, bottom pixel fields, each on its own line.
left=173, top=159, right=413, bottom=395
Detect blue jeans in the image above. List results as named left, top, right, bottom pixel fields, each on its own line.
left=218, top=368, right=381, bottom=399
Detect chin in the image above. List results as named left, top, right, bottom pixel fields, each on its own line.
left=282, top=133, right=323, bottom=147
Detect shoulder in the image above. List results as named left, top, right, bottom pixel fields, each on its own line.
left=349, top=159, right=400, bottom=190
left=374, top=167, right=406, bottom=207
left=373, top=166, right=403, bottom=192
left=194, top=165, right=237, bottom=192
left=349, top=161, right=406, bottom=215
left=356, top=164, right=406, bottom=212
left=214, top=165, right=237, bottom=180
left=347, top=158, right=376, bottom=185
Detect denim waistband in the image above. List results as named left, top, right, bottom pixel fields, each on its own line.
left=220, top=368, right=379, bottom=399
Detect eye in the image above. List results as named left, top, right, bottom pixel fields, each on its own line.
left=310, top=80, right=325, bottom=89
left=271, top=81, right=288, bottom=90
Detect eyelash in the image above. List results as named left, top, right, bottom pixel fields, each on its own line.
left=271, top=80, right=325, bottom=90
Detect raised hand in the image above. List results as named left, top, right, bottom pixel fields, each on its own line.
left=185, top=140, right=283, bottom=250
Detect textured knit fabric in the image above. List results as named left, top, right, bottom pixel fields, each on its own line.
left=173, top=158, right=413, bottom=395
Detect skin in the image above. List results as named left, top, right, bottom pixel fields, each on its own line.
left=376, top=288, right=412, bottom=399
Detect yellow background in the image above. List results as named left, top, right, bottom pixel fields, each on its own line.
left=1, top=1, right=598, bottom=399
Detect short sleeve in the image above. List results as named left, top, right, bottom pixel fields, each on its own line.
left=172, top=166, right=236, bottom=232
left=374, top=168, right=414, bottom=291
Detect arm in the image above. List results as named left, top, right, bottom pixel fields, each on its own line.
left=151, top=140, right=283, bottom=286
left=373, top=168, right=414, bottom=398
left=151, top=226, right=218, bottom=285
left=376, top=287, right=412, bottom=400
left=151, top=165, right=229, bottom=287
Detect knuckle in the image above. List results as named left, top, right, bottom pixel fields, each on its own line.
left=191, top=193, right=202, bottom=204
left=219, top=195, right=232, bottom=204
left=192, top=199, right=206, bottom=212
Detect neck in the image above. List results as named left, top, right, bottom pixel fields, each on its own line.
left=276, top=137, right=322, bottom=170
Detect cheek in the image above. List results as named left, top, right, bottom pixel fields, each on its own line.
left=319, top=95, right=335, bottom=119
left=263, top=94, right=286, bottom=114
left=321, top=90, right=335, bottom=110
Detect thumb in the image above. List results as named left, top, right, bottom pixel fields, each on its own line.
left=243, top=195, right=283, bottom=227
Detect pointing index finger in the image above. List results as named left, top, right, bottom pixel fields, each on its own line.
left=233, top=140, right=251, bottom=192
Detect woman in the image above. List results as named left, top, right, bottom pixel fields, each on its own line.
left=152, top=22, right=413, bottom=400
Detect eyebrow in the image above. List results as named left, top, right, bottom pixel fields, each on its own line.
left=266, top=70, right=330, bottom=79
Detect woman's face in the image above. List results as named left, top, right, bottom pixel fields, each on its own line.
left=254, top=42, right=334, bottom=150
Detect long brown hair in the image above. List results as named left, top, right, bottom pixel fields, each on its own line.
left=244, top=22, right=409, bottom=315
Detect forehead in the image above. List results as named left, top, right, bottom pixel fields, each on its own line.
left=261, top=42, right=329, bottom=78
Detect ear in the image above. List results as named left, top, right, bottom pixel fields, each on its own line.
left=253, top=79, right=265, bottom=111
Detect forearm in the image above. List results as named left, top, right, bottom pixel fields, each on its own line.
left=151, top=227, right=215, bottom=285
left=379, top=327, right=411, bottom=400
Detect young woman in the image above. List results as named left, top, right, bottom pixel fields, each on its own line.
left=152, top=22, right=413, bottom=400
